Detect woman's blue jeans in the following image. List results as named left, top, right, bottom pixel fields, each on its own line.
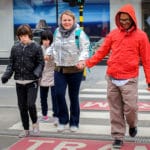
left=54, top=70, right=83, bottom=127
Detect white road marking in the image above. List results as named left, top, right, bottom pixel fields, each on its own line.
left=81, top=88, right=150, bottom=94
left=9, top=121, right=150, bottom=137
left=37, top=110, right=150, bottom=121
left=79, top=93, right=150, bottom=100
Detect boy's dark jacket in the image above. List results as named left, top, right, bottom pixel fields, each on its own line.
left=2, top=41, right=44, bottom=82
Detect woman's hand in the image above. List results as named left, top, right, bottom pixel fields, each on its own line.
left=76, top=60, right=86, bottom=70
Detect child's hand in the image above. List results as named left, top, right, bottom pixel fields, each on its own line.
left=44, top=55, right=50, bottom=61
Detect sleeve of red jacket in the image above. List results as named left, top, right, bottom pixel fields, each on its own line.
left=85, top=33, right=112, bottom=68
left=139, top=32, right=150, bottom=83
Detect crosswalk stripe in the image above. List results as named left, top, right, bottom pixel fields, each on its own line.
left=9, top=121, right=150, bottom=137
left=81, top=88, right=150, bottom=94
left=38, top=110, right=150, bottom=121
left=79, top=93, right=150, bottom=100
left=9, top=110, right=150, bottom=133
left=80, top=94, right=106, bottom=98
left=0, top=85, right=15, bottom=88
left=81, top=111, right=150, bottom=121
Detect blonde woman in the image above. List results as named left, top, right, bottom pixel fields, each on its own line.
left=46, top=10, right=90, bottom=132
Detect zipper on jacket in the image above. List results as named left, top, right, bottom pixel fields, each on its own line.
left=20, top=45, right=25, bottom=80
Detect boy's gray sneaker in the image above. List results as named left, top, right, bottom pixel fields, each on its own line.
left=18, top=130, right=30, bottom=138
left=31, top=122, right=40, bottom=136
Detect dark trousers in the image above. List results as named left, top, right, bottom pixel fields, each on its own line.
left=16, top=81, right=38, bottom=130
left=54, top=71, right=83, bottom=127
left=51, top=86, right=59, bottom=117
left=40, top=86, right=58, bottom=117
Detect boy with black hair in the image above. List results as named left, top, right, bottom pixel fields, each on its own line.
left=1, top=24, right=44, bottom=138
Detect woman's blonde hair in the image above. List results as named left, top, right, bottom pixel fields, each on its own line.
left=60, top=10, right=76, bottom=22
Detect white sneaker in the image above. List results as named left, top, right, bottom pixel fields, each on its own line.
left=18, top=130, right=30, bottom=138
left=32, top=122, right=40, bottom=136
left=70, top=126, right=78, bottom=132
left=57, top=124, right=65, bottom=132
left=53, top=117, right=59, bottom=127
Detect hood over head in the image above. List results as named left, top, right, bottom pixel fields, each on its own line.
left=115, top=4, right=137, bottom=30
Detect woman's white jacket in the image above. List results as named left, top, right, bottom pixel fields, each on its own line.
left=46, top=26, right=90, bottom=66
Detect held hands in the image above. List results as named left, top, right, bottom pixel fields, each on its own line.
left=76, top=60, right=86, bottom=70
left=147, top=87, right=150, bottom=91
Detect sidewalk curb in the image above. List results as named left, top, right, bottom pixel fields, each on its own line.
left=0, top=129, right=150, bottom=143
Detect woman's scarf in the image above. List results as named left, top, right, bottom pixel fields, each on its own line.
left=59, top=23, right=77, bottom=38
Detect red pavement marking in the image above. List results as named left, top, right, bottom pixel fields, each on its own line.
left=80, top=101, right=150, bottom=111
left=8, top=137, right=150, bottom=150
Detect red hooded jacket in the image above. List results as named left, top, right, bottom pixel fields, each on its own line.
left=86, top=4, right=150, bottom=83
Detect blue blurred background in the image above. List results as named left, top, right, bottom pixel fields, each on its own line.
left=13, top=0, right=110, bottom=39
